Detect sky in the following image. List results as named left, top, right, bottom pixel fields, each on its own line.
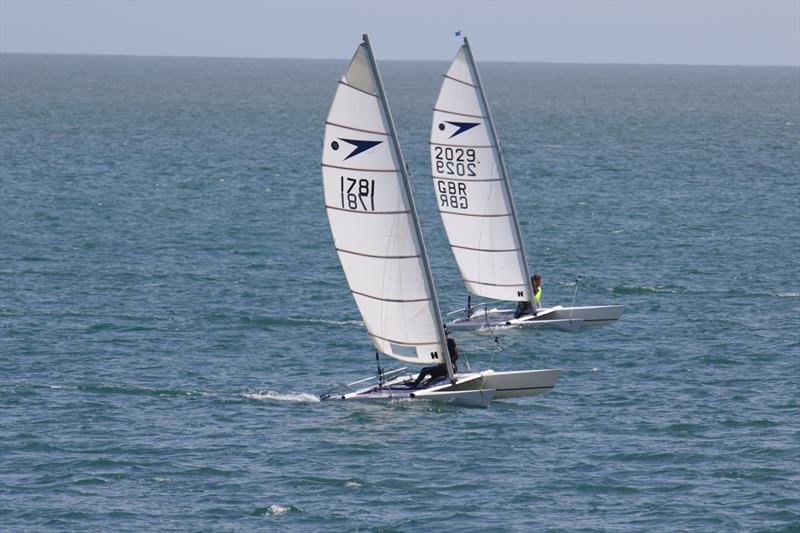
left=1, top=0, right=798, bottom=66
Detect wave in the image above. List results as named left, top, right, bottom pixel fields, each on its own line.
left=78, top=384, right=209, bottom=397
left=239, top=316, right=363, bottom=328
left=611, top=286, right=799, bottom=298
left=242, top=390, right=320, bottom=402
left=284, top=317, right=363, bottom=327
left=611, top=285, right=687, bottom=295
left=44, top=384, right=78, bottom=390
left=252, top=504, right=302, bottom=516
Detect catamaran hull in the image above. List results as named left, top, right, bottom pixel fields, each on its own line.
left=411, top=387, right=496, bottom=407
left=478, top=369, right=561, bottom=399
left=334, top=374, right=493, bottom=407
left=329, top=369, right=560, bottom=407
left=447, top=304, right=625, bottom=331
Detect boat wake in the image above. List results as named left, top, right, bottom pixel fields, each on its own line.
left=242, top=390, right=320, bottom=402
left=8, top=383, right=209, bottom=397
left=6, top=383, right=323, bottom=403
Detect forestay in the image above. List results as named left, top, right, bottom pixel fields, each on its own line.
left=430, top=40, right=534, bottom=304
left=322, top=38, right=448, bottom=365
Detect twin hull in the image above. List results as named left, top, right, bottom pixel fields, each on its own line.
left=447, top=304, right=625, bottom=331
left=338, top=368, right=561, bottom=407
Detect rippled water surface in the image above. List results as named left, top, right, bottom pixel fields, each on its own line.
left=1, top=53, right=799, bottom=531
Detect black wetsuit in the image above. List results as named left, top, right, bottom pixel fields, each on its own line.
left=410, top=353, right=458, bottom=388
left=410, top=364, right=446, bottom=387
left=514, top=301, right=532, bottom=318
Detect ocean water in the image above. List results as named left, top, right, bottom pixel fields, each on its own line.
left=1, top=52, right=798, bottom=532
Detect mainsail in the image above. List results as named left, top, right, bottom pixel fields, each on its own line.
left=430, top=38, right=535, bottom=308
left=322, top=35, right=451, bottom=369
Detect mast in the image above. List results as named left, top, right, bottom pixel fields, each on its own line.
left=361, top=34, right=455, bottom=381
left=462, top=36, right=537, bottom=312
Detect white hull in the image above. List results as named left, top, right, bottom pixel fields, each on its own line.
left=478, top=369, right=562, bottom=399
left=326, top=368, right=560, bottom=407
left=446, top=304, right=625, bottom=331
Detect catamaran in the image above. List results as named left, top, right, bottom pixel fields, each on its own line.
left=319, top=35, right=560, bottom=406
left=430, top=37, right=625, bottom=331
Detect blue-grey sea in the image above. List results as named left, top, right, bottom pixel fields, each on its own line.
left=1, top=53, right=799, bottom=532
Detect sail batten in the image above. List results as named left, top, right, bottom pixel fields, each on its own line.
left=325, top=121, right=390, bottom=136
left=430, top=142, right=494, bottom=148
left=443, top=74, right=477, bottom=87
left=338, top=80, right=379, bottom=97
left=433, top=108, right=486, bottom=119
left=322, top=164, right=398, bottom=173
left=326, top=206, right=411, bottom=215
left=464, top=279, right=528, bottom=287
left=336, top=247, right=419, bottom=259
left=430, top=39, right=535, bottom=304
left=451, top=246, right=520, bottom=253
left=440, top=211, right=511, bottom=218
left=323, top=37, right=450, bottom=367
left=433, top=176, right=502, bottom=184
left=351, top=290, right=432, bottom=304
left=367, top=333, right=440, bottom=347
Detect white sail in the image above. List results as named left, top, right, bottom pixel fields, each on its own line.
left=322, top=38, right=449, bottom=366
left=430, top=42, right=534, bottom=303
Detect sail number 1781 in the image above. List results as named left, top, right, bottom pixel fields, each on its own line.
left=340, top=176, right=375, bottom=211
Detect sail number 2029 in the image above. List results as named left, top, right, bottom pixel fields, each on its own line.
left=433, top=146, right=476, bottom=177
left=340, top=176, right=375, bottom=211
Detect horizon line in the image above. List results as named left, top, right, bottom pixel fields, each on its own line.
left=1, top=50, right=798, bottom=69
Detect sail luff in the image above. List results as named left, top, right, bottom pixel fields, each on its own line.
left=461, top=37, right=536, bottom=311
left=360, top=34, right=454, bottom=381
left=323, top=39, right=449, bottom=366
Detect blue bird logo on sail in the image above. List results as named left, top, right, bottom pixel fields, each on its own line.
left=331, top=138, right=383, bottom=160
left=439, top=121, right=480, bottom=138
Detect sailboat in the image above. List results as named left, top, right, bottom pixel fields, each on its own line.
left=319, top=35, right=560, bottom=406
left=429, top=36, right=625, bottom=331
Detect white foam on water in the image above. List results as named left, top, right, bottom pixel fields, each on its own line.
left=345, top=481, right=362, bottom=488
left=267, top=504, right=290, bottom=515
left=776, top=292, right=799, bottom=298
left=592, top=367, right=601, bottom=372
left=46, top=384, right=78, bottom=390
left=243, top=390, right=320, bottom=402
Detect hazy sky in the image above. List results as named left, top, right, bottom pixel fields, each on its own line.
left=1, top=0, right=798, bottom=66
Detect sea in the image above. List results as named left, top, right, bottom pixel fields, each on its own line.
left=1, top=52, right=798, bottom=532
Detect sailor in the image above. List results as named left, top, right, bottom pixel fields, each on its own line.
left=408, top=337, right=459, bottom=388
left=513, top=273, right=542, bottom=318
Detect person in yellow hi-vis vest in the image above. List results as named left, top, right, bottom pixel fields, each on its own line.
left=514, top=273, right=542, bottom=318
